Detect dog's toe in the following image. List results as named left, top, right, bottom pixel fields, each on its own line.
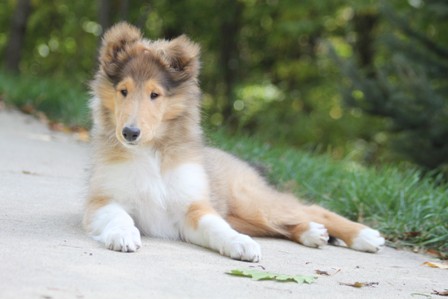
left=350, top=228, right=385, bottom=253
left=223, top=234, right=261, bottom=262
left=299, top=222, right=329, bottom=248
left=104, top=226, right=142, bottom=253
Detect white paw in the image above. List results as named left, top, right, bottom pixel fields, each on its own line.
left=104, top=226, right=142, bottom=252
left=299, top=222, right=329, bottom=248
left=222, top=234, right=261, bottom=262
left=351, top=228, right=385, bottom=253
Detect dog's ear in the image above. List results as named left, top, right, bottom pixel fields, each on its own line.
left=99, top=22, right=142, bottom=81
left=160, top=35, right=200, bottom=82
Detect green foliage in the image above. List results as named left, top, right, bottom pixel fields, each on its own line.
left=227, top=269, right=317, bottom=283
left=3, top=0, right=447, bottom=173
left=0, top=71, right=90, bottom=127
left=338, top=2, right=448, bottom=172
left=14, top=1, right=98, bottom=79
left=0, top=0, right=389, bottom=166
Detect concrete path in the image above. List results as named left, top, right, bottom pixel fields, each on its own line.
left=0, top=109, right=446, bottom=299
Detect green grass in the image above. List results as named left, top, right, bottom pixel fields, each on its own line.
left=1, top=70, right=447, bottom=257
left=0, top=71, right=90, bottom=128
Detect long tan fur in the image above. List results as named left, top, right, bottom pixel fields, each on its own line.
left=84, top=22, right=384, bottom=258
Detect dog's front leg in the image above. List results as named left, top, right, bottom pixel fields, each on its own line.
left=84, top=200, right=142, bottom=252
left=166, top=163, right=261, bottom=262
left=181, top=201, right=261, bottom=262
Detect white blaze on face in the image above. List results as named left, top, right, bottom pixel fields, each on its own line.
left=114, top=77, right=167, bottom=146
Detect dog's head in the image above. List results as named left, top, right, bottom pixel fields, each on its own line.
left=93, top=22, right=200, bottom=146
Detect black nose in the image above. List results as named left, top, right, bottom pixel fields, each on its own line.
left=122, top=126, right=141, bottom=142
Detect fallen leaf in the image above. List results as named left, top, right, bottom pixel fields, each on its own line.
left=227, top=269, right=316, bottom=284
left=426, top=249, right=447, bottom=259
left=433, top=289, right=448, bottom=296
left=292, top=275, right=316, bottom=284
left=22, top=170, right=38, bottom=175
left=315, top=268, right=341, bottom=276
left=339, top=281, right=379, bottom=288
left=75, top=130, right=90, bottom=142
left=422, top=261, right=448, bottom=269
left=315, top=270, right=330, bottom=276
left=36, top=111, right=49, bottom=124
left=403, top=231, right=421, bottom=239
left=49, top=121, right=69, bottom=133
left=20, top=103, right=35, bottom=114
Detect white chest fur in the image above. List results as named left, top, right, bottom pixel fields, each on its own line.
left=92, top=149, right=208, bottom=239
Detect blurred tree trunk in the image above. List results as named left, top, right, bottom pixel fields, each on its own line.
left=220, top=0, right=243, bottom=124
left=4, top=0, right=32, bottom=73
left=99, top=0, right=111, bottom=34
left=353, top=11, right=378, bottom=78
left=119, top=0, right=129, bottom=21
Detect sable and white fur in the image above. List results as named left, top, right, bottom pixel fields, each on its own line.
left=84, top=22, right=384, bottom=262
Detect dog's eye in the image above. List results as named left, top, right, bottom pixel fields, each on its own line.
left=150, top=92, right=159, bottom=100
left=120, top=89, right=128, bottom=97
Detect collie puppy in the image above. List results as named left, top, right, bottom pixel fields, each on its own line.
left=84, top=22, right=385, bottom=262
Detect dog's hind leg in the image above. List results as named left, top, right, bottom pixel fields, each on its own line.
left=207, top=148, right=384, bottom=253
left=226, top=180, right=385, bottom=252
left=227, top=179, right=385, bottom=252
left=296, top=204, right=385, bottom=252
left=224, top=180, right=331, bottom=248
